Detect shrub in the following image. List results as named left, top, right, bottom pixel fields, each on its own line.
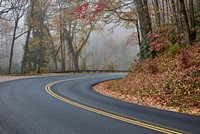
left=179, top=49, right=192, bottom=68
left=40, top=68, right=49, bottom=73
left=147, top=26, right=183, bottom=57
left=168, top=43, right=181, bottom=56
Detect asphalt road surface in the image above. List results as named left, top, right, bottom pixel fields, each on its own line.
left=0, top=74, right=199, bottom=134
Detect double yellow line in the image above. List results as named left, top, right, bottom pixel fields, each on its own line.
left=45, top=76, right=184, bottom=134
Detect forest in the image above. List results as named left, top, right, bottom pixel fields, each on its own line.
left=0, top=0, right=139, bottom=74
left=0, top=0, right=199, bottom=75
left=92, top=0, right=200, bottom=115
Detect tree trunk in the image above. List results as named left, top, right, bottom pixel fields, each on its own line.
left=177, top=0, right=184, bottom=31
left=152, top=0, right=161, bottom=27
left=21, top=27, right=31, bottom=74
left=37, top=12, right=44, bottom=74
left=21, top=0, right=35, bottom=74
left=189, top=0, right=196, bottom=41
left=179, top=0, right=192, bottom=45
left=135, top=0, right=152, bottom=59
left=59, top=8, right=65, bottom=71
left=161, top=0, right=166, bottom=26
left=37, top=32, right=43, bottom=74
left=68, top=38, right=79, bottom=71
left=166, top=0, right=170, bottom=24
left=9, top=19, right=19, bottom=74
left=171, top=0, right=180, bottom=28
left=45, top=25, right=58, bottom=71
left=143, top=0, right=152, bottom=36
left=134, top=19, right=141, bottom=44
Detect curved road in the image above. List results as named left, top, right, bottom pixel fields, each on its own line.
left=0, top=74, right=199, bottom=134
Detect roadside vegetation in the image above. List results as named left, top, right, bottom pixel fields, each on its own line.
left=95, top=22, right=200, bottom=115
left=95, top=42, right=200, bottom=115
left=94, top=0, right=200, bottom=116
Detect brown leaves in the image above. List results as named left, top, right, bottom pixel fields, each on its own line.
left=94, top=45, right=200, bottom=115
left=179, top=49, right=192, bottom=68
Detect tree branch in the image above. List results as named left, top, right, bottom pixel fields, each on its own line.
left=14, top=30, right=28, bottom=40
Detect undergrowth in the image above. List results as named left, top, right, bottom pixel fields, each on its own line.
left=108, top=44, right=200, bottom=115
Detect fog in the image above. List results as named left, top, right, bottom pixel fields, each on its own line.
left=0, top=20, right=25, bottom=74
left=0, top=23, right=139, bottom=74
left=83, top=25, right=139, bottom=70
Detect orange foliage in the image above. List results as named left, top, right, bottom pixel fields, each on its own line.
left=95, top=45, right=200, bottom=115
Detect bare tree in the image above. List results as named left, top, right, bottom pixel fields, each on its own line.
left=65, top=22, right=93, bottom=71
left=0, top=0, right=14, bottom=20
left=8, top=0, right=29, bottom=74
left=57, top=0, right=66, bottom=71
left=0, top=20, right=12, bottom=74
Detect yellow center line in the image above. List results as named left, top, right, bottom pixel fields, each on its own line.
left=45, top=75, right=184, bottom=134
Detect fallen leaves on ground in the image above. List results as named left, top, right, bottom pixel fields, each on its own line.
left=93, top=45, right=200, bottom=116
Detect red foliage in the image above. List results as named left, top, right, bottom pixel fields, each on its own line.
left=94, top=0, right=107, bottom=13
left=147, top=32, right=163, bottom=51
left=147, top=27, right=181, bottom=53
left=67, top=0, right=107, bottom=23
left=68, top=3, right=89, bottom=19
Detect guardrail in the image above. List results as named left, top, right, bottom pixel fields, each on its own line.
left=54, top=70, right=130, bottom=73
